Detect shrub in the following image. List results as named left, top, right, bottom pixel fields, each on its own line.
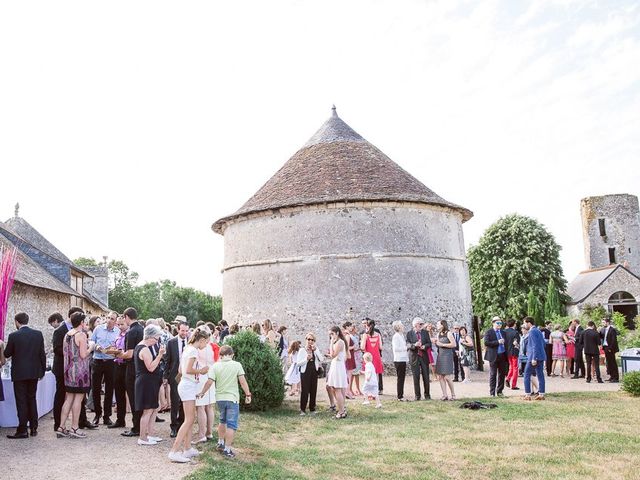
left=622, top=331, right=640, bottom=349
left=622, top=371, right=640, bottom=397
left=225, top=330, right=285, bottom=411
left=611, top=311, right=628, bottom=338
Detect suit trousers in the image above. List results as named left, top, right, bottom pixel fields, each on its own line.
left=604, top=348, right=619, bottom=381
left=300, top=363, right=319, bottom=413
left=489, top=353, right=508, bottom=395
left=524, top=361, right=545, bottom=394
left=114, top=362, right=128, bottom=424
left=394, top=361, right=407, bottom=399
left=169, top=379, right=185, bottom=430
left=410, top=355, right=430, bottom=400
left=507, top=355, right=519, bottom=388
left=53, top=373, right=66, bottom=430
left=91, top=359, right=115, bottom=421
left=13, top=379, right=38, bottom=433
left=585, top=354, right=601, bottom=382
left=545, top=344, right=553, bottom=375
left=453, top=354, right=465, bottom=381
left=125, top=363, right=141, bottom=432
left=574, top=346, right=585, bottom=377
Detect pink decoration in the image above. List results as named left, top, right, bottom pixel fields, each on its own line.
left=0, top=245, right=19, bottom=341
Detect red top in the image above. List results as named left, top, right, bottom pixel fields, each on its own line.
left=210, top=342, right=220, bottom=362
left=363, top=334, right=384, bottom=374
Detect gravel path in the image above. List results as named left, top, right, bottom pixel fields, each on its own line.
left=0, top=369, right=620, bottom=480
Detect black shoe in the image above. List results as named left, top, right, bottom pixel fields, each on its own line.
left=92, top=416, right=100, bottom=426
left=608, top=379, right=619, bottom=383
left=586, top=379, right=591, bottom=383
left=121, top=430, right=139, bottom=437
left=497, top=392, right=504, bottom=397
left=505, top=379, right=510, bottom=388
left=453, top=379, right=459, bottom=383
left=598, top=379, right=604, bottom=383
left=107, top=422, right=125, bottom=429
left=170, top=428, right=177, bottom=438
left=103, top=418, right=114, bottom=426
left=155, top=417, right=165, bottom=423
left=30, top=429, right=38, bottom=437
left=80, top=421, right=98, bottom=430
left=7, top=432, right=29, bottom=439
left=511, top=387, right=520, bottom=390
left=571, top=375, right=579, bottom=379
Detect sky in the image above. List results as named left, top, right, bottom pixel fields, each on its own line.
left=1, top=0, right=639, bottom=295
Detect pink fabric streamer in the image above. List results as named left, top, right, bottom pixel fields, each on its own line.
left=0, top=245, right=19, bottom=341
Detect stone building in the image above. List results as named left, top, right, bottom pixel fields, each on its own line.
left=1, top=206, right=109, bottom=349
left=567, top=194, right=640, bottom=326
left=213, top=108, right=473, bottom=360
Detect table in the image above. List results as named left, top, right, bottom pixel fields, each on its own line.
left=0, top=371, right=56, bottom=428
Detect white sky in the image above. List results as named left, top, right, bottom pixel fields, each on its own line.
left=1, top=0, right=639, bottom=295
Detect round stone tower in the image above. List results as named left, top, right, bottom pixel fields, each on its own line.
left=213, top=107, right=474, bottom=360
left=581, top=194, right=640, bottom=273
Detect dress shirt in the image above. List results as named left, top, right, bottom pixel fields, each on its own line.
left=496, top=329, right=506, bottom=354
left=92, top=324, right=121, bottom=360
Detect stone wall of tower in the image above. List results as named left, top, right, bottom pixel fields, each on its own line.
left=220, top=201, right=473, bottom=362
left=581, top=194, right=640, bottom=274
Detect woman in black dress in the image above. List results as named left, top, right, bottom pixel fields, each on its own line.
left=134, top=324, right=166, bottom=446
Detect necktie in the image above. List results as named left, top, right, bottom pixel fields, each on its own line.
left=181, top=339, right=185, bottom=354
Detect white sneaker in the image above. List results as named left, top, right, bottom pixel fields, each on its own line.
left=183, top=447, right=201, bottom=458
left=149, top=436, right=164, bottom=442
left=191, top=436, right=207, bottom=445
left=362, top=400, right=370, bottom=405
left=138, top=438, right=158, bottom=446
left=168, top=451, right=190, bottom=463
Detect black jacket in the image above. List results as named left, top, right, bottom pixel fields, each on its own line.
left=483, top=328, right=506, bottom=362
left=600, top=326, right=619, bottom=353
left=163, top=336, right=186, bottom=382
left=406, top=329, right=432, bottom=365
left=52, top=322, right=69, bottom=378
left=574, top=325, right=584, bottom=348
left=583, top=328, right=601, bottom=356
left=503, top=327, right=520, bottom=356
left=4, top=326, right=46, bottom=381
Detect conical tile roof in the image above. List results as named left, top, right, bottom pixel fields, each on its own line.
left=213, top=108, right=472, bottom=233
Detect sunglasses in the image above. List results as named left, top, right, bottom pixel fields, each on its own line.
left=306, top=338, right=315, bottom=342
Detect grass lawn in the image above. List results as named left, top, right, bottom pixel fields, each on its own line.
left=188, top=392, right=639, bottom=480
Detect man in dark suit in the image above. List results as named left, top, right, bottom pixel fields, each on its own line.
left=571, top=319, right=585, bottom=378
left=164, top=319, right=189, bottom=437
left=50, top=307, right=92, bottom=432
left=406, top=317, right=431, bottom=400
left=483, top=316, right=508, bottom=397
left=600, top=318, right=619, bottom=382
left=583, top=321, right=603, bottom=383
left=118, top=306, right=144, bottom=437
left=503, top=319, right=520, bottom=390
left=3, top=312, right=46, bottom=439
left=540, top=321, right=553, bottom=376
left=452, top=325, right=465, bottom=382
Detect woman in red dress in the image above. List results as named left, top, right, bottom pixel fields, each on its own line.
left=361, top=320, right=383, bottom=394
left=565, top=325, right=576, bottom=376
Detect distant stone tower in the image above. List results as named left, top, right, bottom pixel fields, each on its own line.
left=581, top=194, right=640, bottom=273
left=212, top=107, right=474, bottom=360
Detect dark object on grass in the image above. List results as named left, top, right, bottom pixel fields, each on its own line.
left=459, top=401, right=497, bottom=410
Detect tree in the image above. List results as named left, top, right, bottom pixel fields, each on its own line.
left=527, top=287, right=543, bottom=325
left=468, top=214, right=566, bottom=325
left=108, top=260, right=140, bottom=314
left=74, top=257, right=100, bottom=267
left=544, top=278, right=562, bottom=320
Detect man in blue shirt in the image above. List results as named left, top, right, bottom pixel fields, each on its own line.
left=91, top=311, right=121, bottom=425
left=523, top=316, right=547, bottom=401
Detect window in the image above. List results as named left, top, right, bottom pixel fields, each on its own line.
left=598, top=218, right=606, bottom=236
left=608, top=247, right=616, bottom=264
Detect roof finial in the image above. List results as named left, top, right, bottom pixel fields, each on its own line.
left=331, top=104, right=338, bottom=117
left=14, top=202, right=19, bottom=218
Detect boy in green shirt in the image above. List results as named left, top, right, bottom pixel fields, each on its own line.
left=197, top=345, right=251, bottom=458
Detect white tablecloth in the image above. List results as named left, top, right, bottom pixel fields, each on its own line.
left=0, top=371, right=56, bottom=428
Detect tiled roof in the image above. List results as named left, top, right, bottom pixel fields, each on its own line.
left=4, top=216, right=73, bottom=265
left=0, top=226, right=79, bottom=296
left=212, top=108, right=473, bottom=233
left=566, top=264, right=640, bottom=304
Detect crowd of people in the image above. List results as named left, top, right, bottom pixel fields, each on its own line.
left=0, top=307, right=621, bottom=463
left=484, top=316, right=620, bottom=400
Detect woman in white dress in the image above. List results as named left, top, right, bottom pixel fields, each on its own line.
left=194, top=326, right=216, bottom=444
left=326, top=326, right=350, bottom=419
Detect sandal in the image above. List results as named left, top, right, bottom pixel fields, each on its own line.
left=69, top=428, right=87, bottom=439
left=440, top=396, right=448, bottom=401
left=56, top=427, right=69, bottom=438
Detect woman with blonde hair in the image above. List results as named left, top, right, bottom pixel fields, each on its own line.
left=168, top=328, right=211, bottom=463
left=285, top=341, right=302, bottom=395
left=262, top=319, right=280, bottom=348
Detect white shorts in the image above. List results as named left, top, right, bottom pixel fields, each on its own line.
left=178, top=379, right=200, bottom=402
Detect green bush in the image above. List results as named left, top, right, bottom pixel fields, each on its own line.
left=225, top=330, right=285, bottom=412
left=622, top=331, right=640, bottom=349
left=622, top=371, right=640, bottom=396
left=611, top=311, right=629, bottom=338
